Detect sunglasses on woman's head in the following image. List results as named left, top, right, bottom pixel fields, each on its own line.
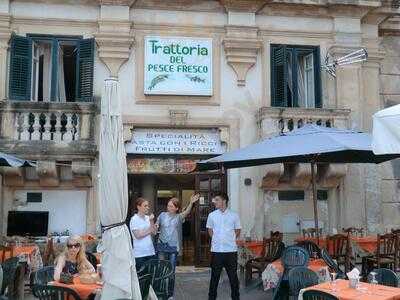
left=67, top=243, right=81, bottom=249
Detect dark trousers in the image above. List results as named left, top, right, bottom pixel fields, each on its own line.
left=208, top=252, right=240, bottom=300
left=135, top=255, right=156, bottom=272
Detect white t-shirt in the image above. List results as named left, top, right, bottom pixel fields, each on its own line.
left=129, top=214, right=155, bottom=258
left=206, top=208, right=242, bottom=253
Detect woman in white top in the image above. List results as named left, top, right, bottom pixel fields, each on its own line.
left=129, top=197, right=157, bottom=271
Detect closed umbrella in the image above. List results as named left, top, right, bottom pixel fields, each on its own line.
left=372, top=104, right=400, bottom=154
left=98, top=78, right=142, bottom=300
left=197, top=124, right=400, bottom=238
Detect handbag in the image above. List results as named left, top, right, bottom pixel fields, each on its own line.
left=157, top=240, right=178, bottom=253
left=59, top=272, right=74, bottom=284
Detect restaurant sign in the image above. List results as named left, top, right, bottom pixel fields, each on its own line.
left=144, top=36, right=213, bottom=96
left=125, top=128, right=225, bottom=155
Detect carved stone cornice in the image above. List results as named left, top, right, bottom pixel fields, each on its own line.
left=219, top=0, right=271, bottom=12
left=0, top=14, right=11, bottom=49
left=223, top=26, right=262, bottom=86
left=72, top=160, right=92, bottom=187
left=99, top=0, right=137, bottom=5
left=95, top=20, right=134, bottom=76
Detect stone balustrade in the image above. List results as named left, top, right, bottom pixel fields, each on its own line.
left=0, top=101, right=97, bottom=142
left=257, top=107, right=351, bottom=138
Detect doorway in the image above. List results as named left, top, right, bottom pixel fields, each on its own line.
left=127, top=172, right=225, bottom=266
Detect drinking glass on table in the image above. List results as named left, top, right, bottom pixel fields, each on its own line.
left=370, top=271, right=378, bottom=292
left=330, top=272, right=337, bottom=293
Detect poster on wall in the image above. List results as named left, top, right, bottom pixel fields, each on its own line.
left=144, top=36, right=213, bottom=96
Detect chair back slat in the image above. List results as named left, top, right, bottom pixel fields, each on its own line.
left=303, top=289, right=339, bottom=300
left=32, top=284, right=82, bottom=300
left=368, top=268, right=399, bottom=287
left=288, top=267, right=319, bottom=296
left=302, top=228, right=323, bottom=238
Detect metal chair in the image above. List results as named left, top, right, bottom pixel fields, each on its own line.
left=32, top=285, right=82, bottom=300
left=320, top=248, right=345, bottom=279
left=295, top=240, right=321, bottom=259
left=288, top=267, right=319, bottom=297
left=138, top=259, right=174, bottom=300
left=245, top=236, right=285, bottom=285
left=368, top=268, right=399, bottom=287
left=302, top=289, right=339, bottom=300
left=1, top=257, right=18, bottom=297
left=30, top=266, right=55, bottom=297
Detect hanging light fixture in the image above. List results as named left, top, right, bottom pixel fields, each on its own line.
left=323, top=48, right=368, bottom=78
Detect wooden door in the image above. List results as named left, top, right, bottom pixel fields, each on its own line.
left=194, top=173, right=226, bottom=267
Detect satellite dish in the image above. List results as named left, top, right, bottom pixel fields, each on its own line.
left=323, top=48, right=368, bottom=78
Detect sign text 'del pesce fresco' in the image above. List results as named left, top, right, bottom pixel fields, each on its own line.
left=144, top=36, right=212, bottom=96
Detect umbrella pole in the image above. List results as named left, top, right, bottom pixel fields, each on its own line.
left=311, top=162, right=320, bottom=244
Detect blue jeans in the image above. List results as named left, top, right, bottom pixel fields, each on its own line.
left=158, top=251, right=177, bottom=297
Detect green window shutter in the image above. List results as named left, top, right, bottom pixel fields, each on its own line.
left=314, top=47, right=322, bottom=108
left=271, top=45, right=287, bottom=107
left=50, top=39, right=59, bottom=101
left=9, top=34, right=32, bottom=100
left=75, top=38, right=94, bottom=102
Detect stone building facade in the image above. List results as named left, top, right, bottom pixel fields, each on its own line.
left=0, top=0, right=399, bottom=259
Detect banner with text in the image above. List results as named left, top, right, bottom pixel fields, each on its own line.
left=144, top=36, right=213, bottom=96
left=125, top=128, right=225, bottom=155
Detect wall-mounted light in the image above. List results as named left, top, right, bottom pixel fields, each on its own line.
left=244, top=178, right=252, bottom=186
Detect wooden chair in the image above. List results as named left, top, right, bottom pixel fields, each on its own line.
left=326, top=234, right=351, bottom=272
left=391, top=228, right=400, bottom=270
left=362, top=233, right=398, bottom=276
left=302, top=228, right=323, bottom=238
left=0, top=246, right=13, bottom=264
left=342, top=227, right=364, bottom=237
left=270, top=231, right=283, bottom=239
left=245, top=235, right=284, bottom=285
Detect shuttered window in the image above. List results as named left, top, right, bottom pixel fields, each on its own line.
left=8, top=34, right=94, bottom=102
left=271, top=44, right=321, bottom=108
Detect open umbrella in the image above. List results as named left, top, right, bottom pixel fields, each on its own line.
left=98, top=78, right=142, bottom=299
left=0, top=151, right=35, bottom=167
left=197, top=124, right=400, bottom=238
left=372, top=104, right=400, bottom=155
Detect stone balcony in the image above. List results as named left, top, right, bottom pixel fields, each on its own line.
left=0, top=101, right=98, bottom=187
left=257, top=107, right=351, bottom=138
left=256, top=107, right=351, bottom=190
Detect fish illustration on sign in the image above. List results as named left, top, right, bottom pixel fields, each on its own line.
left=185, top=74, right=206, bottom=83
left=148, top=74, right=169, bottom=90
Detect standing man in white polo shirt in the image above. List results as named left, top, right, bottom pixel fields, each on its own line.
left=206, top=192, right=241, bottom=300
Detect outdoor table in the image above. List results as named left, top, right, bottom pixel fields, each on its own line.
left=50, top=276, right=102, bottom=300
left=236, top=240, right=264, bottom=274
left=298, top=279, right=400, bottom=300
left=261, top=258, right=330, bottom=291
left=294, top=236, right=378, bottom=257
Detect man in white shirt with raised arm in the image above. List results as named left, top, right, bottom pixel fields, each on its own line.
left=206, top=192, right=241, bottom=300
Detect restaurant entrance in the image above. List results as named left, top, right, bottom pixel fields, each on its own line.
left=127, top=171, right=226, bottom=267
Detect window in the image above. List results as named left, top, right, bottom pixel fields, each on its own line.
left=27, top=192, right=42, bottom=203
left=271, top=44, right=322, bottom=108
left=9, top=34, right=94, bottom=102
left=278, top=190, right=305, bottom=201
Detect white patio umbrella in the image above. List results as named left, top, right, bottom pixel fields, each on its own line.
left=98, top=78, right=142, bottom=300
left=372, top=104, right=400, bottom=154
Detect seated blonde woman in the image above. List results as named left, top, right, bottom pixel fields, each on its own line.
left=54, top=235, right=95, bottom=281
